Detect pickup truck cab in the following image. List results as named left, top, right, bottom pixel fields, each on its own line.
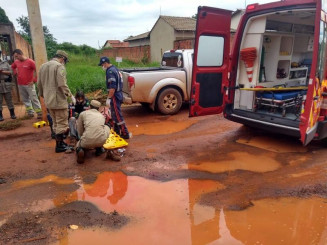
left=121, top=49, right=193, bottom=114
left=190, top=0, right=327, bottom=145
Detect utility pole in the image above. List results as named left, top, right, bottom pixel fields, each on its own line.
left=26, top=0, right=47, bottom=120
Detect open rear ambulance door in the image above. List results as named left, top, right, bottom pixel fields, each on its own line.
left=189, top=6, right=232, bottom=117
left=299, top=7, right=323, bottom=146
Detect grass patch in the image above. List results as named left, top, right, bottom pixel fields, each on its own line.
left=66, top=53, right=160, bottom=95
left=0, top=119, right=22, bottom=131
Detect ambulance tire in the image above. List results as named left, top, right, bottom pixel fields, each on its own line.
left=321, top=137, right=327, bottom=147
left=156, top=88, right=182, bottom=115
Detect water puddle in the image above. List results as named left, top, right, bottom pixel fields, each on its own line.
left=3, top=173, right=327, bottom=245
left=237, top=136, right=307, bottom=153
left=188, top=151, right=281, bottom=173
left=223, top=197, right=327, bottom=245
left=131, top=120, right=197, bottom=135
left=289, top=171, right=314, bottom=178
left=13, top=174, right=75, bottom=189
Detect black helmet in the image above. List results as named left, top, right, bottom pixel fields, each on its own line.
left=75, top=91, right=85, bottom=100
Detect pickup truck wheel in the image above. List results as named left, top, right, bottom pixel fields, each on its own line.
left=157, top=88, right=182, bottom=115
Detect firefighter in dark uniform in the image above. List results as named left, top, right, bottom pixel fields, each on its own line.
left=68, top=91, right=90, bottom=145
left=98, top=56, right=130, bottom=139
left=0, top=52, right=16, bottom=121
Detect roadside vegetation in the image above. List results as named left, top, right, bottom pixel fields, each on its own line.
left=0, top=115, right=32, bottom=131
left=14, top=14, right=160, bottom=95
left=66, top=53, right=159, bottom=94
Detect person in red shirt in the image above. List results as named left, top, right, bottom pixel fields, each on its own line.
left=11, top=49, right=42, bottom=118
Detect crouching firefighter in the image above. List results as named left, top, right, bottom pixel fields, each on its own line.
left=76, top=100, right=110, bottom=164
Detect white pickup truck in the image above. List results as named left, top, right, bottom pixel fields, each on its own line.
left=120, top=49, right=193, bottom=114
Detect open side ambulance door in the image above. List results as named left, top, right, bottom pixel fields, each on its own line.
left=300, top=6, right=324, bottom=145
left=189, top=6, right=232, bottom=117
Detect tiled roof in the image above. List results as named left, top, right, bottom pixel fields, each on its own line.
left=160, top=15, right=196, bottom=31
left=124, top=32, right=150, bottom=41
left=106, top=40, right=120, bottom=44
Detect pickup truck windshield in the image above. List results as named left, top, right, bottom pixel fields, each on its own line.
left=161, top=52, right=183, bottom=68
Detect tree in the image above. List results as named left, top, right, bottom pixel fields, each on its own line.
left=192, top=14, right=197, bottom=19
left=0, top=7, right=12, bottom=24
left=16, top=15, right=58, bottom=57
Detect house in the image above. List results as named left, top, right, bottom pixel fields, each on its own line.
left=103, top=40, right=129, bottom=48
left=231, top=9, right=245, bottom=44
left=231, top=9, right=244, bottom=31
left=101, top=10, right=244, bottom=63
left=150, top=15, right=196, bottom=62
left=124, top=31, right=150, bottom=47
left=0, top=23, right=33, bottom=102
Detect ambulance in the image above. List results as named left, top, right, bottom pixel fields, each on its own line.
left=189, top=0, right=327, bottom=145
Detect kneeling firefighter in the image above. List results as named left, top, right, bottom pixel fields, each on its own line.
left=76, top=100, right=110, bottom=164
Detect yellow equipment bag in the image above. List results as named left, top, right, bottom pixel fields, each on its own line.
left=33, top=121, right=48, bottom=128
left=103, top=129, right=128, bottom=150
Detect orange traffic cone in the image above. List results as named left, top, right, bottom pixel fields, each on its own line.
left=240, top=47, right=257, bottom=83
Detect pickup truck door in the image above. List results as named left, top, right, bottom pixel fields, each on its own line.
left=189, top=6, right=232, bottom=117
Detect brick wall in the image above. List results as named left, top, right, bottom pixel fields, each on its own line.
left=101, top=45, right=150, bottom=63
left=174, top=39, right=194, bottom=50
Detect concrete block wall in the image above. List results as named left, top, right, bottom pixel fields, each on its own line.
left=101, top=45, right=150, bottom=63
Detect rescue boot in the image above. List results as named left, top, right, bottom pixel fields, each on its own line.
left=9, top=109, right=16, bottom=119
left=95, top=147, right=105, bottom=156
left=55, top=134, right=70, bottom=153
left=0, top=111, right=3, bottom=121
left=76, top=147, right=85, bottom=164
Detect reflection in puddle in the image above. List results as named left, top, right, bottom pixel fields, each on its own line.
left=131, top=120, right=197, bottom=135
left=236, top=136, right=307, bottom=153
left=4, top=173, right=327, bottom=245
left=188, top=152, right=281, bottom=173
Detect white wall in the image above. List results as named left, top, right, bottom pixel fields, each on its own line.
left=150, top=18, right=175, bottom=62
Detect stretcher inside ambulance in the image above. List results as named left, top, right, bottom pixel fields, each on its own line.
left=189, top=0, right=327, bottom=145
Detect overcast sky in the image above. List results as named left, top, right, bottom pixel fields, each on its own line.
left=0, top=0, right=273, bottom=49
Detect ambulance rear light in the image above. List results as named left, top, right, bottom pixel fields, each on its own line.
left=128, top=76, right=135, bottom=88
left=247, top=3, right=258, bottom=10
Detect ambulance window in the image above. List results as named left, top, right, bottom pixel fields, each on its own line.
left=197, top=35, right=224, bottom=67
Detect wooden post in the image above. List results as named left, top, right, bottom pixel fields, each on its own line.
left=26, top=0, right=48, bottom=120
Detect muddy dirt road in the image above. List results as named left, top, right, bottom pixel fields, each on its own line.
left=0, top=104, right=327, bottom=245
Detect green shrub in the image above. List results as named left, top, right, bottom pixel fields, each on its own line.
left=66, top=53, right=160, bottom=94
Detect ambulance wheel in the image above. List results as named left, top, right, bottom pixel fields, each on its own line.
left=156, top=88, right=182, bottom=115
left=321, top=137, right=327, bottom=147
